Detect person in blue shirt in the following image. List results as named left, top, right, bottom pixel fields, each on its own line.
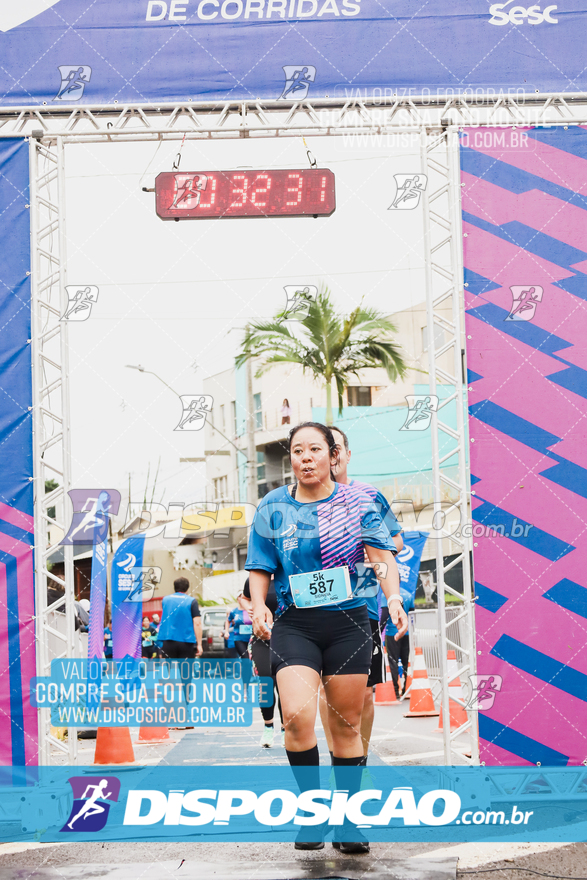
left=103, top=625, right=113, bottom=659
left=381, top=586, right=415, bottom=698
left=223, top=607, right=237, bottom=657
left=317, top=426, right=404, bottom=762
left=246, top=422, right=407, bottom=853
left=226, top=592, right=253, bottom=658
left=157, top=576, right=203, bottom=658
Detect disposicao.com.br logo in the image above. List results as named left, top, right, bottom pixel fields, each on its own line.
left=123, top=786, right=463, bottom=827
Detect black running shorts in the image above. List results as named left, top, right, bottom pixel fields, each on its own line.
left=367, top=618, right=384, bottom=688
left=270, top=603, right=372, bottom=677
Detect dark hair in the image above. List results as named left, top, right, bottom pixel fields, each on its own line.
left=288, top=421, right=336, bottom=457
left=331, top=426, right=349, bottom=451
left=287, top=422, right=339, bottom=482
left=174, top=576, right=190, bottom=593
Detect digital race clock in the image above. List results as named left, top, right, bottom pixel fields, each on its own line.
left=155, top=169, right=335, bottom=220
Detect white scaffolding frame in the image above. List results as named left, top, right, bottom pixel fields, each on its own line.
left=420, top=126, right=477, bottom=764
left=16, top=93, right=587, bottom=765
left=29, top=136, right=77, bottom=764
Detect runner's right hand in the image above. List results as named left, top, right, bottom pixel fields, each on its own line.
left=252, top=605, right=273, bottom=640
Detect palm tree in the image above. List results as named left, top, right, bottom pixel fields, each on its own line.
left=235, top=287, right=407, bottom=425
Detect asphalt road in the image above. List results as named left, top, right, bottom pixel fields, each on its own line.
left=3, top=704, right=583, bottom=878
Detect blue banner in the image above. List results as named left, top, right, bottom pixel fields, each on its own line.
left=87, top=491, right=111, bottom=661
left=395, top=531, right=428, bottom=597
left=0, top=1, right=585, bottom=104
left=1, top=765, right=586, bottom=842
left=111, top=535, right=146, bottom=661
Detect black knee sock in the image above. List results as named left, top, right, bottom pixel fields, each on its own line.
left=332, top=755, right=367, bottom=841
left=332, top=757, right=367, bottom=808
left=286, top=745, right=320, bottom=792
left=286, top=744, right=319, bottom=766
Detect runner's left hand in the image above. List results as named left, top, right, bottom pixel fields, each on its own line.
left=252, top=605, right=273, bottom=640
left=391, top=604, right=408, bottom=639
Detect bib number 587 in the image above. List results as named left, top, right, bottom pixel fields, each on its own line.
left=309, top=573, right=334, bottom=596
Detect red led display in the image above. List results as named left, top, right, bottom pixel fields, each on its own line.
left=155, top=169, right=335, bottom=219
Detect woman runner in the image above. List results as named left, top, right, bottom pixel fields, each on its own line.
left=246, top=422, right=408, bottom=853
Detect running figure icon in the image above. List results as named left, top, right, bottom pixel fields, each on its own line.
left=399, top=394, right=438, bottom=431
left=389, top=173, right=428, bottom=210
left=61, top=286, right=99, bottom=322
left=171, top=174, right=208, bottom=209
left=174, top=394, right=213, bottom=432
left=279, top=66, right=317, bottom=100
left=54, top=66, right=92, bottom=101
left=67, top=779, right=112, bottom=830
left=505, top=285, right=544, bottom=322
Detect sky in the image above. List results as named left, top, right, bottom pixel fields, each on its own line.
left=64, top=132, right=427, bottom=518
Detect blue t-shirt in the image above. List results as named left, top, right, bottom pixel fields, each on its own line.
left=228, top=608, right=253, bottom=641
left=245, top=482, right=396, bottom=612
left=225, top=612, right=236, bottom=649
left=104, top=627, right=112, bottom=659
left=157, top=593, right=201, bottom=643
left=349, top=480, right=402, bottom=621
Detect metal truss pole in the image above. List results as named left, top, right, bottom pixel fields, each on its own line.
left=420, top=125, right=477, bottom=765
left=30, top=136, right=77, bottom=765
left=447, top=125, right=478, bottom=764
left=1, top=93, right=587, bottom=143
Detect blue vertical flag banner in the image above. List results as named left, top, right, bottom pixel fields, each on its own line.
left=111, top=534, right=146, bottom=660
left=87, top=491, right=112, bottom=661
left=395, top=531, right=429, bottom=598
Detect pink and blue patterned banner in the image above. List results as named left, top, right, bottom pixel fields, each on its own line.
left=462, top=126, right=587, bottom=766
left=0, top=139, right=36, bottom=769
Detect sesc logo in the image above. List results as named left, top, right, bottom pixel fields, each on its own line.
left=488, top=2, right=558, bottom=24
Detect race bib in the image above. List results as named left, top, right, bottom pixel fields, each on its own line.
left=290, top=566, right=352, bottom=608
left=239, top=624, right=253, bottom=635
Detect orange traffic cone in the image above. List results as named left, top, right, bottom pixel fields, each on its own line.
left=375, top=681, right=398, bottom=705
left=401, top=656, right=413, bottom=700
left=94, top=727, right=135, bottom=765
left=403, top=647, right=439, bottom=717
left=136, top=726, right=173, bottom=745
left=434, top=651, right=468, bottom=732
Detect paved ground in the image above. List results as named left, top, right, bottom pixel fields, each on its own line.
left=2, top=704, right=583, bottom=878
left=1, top=838, right=585, bottom=879
left=68, top=698, right=470, bottom=768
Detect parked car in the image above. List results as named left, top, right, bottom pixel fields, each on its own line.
left=201, top=607, right=228, bottom=656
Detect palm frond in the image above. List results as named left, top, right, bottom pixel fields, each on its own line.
left=234, top=284, right=406, bottom=410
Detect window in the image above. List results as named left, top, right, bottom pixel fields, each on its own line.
left=213, top=475, right=228, bottom=501
left=256, top=451, right=267, bottom=498
left=422, top=325, right=445, bottom=353
left=347, top=386, right=372, bottom=407
left=253, top=392, right=263, bottom=430
left=282, top=455, right=293, bottom=484
left=220, top=404, right=225, bottom=435
left=231, top=401, right=237, bottom=437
